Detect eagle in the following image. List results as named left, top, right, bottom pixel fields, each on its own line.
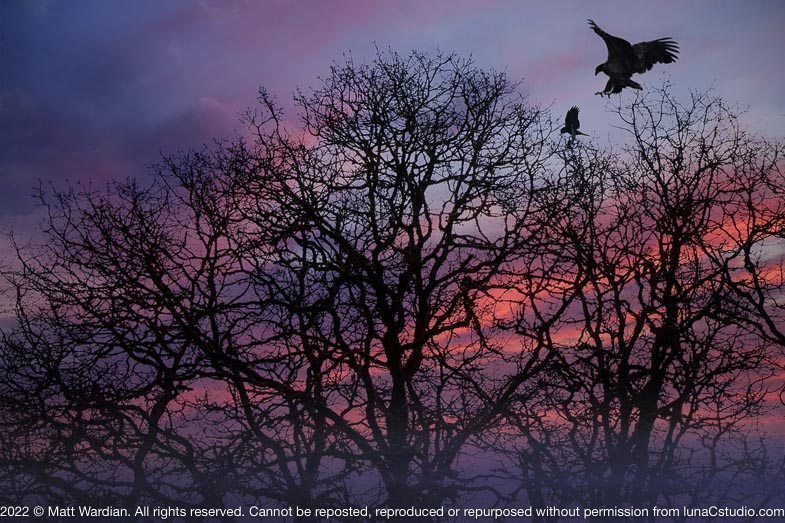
left=588, top=19, right=679, bottom=96
left=561, top=106, right=587, bottom=147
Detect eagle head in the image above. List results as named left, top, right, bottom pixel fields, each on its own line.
left=594, top=64, right=604, bottom=76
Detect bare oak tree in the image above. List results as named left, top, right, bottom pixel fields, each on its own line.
left=2, top=55, right=784, bottom=523
left=502, top=87, right=785, bottom=520
left=1, top=51, right=565, bottom=516
left=233, top=50, right=562, bottom=508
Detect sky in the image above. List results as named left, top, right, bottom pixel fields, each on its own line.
left=1, top=0, right=785, bottom=223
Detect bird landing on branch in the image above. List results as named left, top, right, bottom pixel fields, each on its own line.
left=588, top=19, right=679, bottom=97
left=561, top=106, right=588, bottom=148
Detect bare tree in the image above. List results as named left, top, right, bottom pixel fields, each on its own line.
left=0, top=162, right=351, bottom=516
left=1, top=50, right=566, bottom=516
left=2, top=55, right=783, bottom=523
left=501, top=86, right=785, bottom=520
left=233, top=50, right=564, bottom=509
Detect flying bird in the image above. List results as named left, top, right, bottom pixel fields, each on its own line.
left=588, top=19, right=679, bottom=96
left=561, top=106, right=587, bottom=147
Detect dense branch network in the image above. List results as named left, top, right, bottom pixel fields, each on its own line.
left=1, top=52, right=784, bottom=520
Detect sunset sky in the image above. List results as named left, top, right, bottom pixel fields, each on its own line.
left=2, top=3, right=785, bottom=508
left=2, top=0, right=784, bottom=220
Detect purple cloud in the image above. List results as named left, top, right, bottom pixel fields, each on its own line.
left=1, top=0, right=784, bottom=219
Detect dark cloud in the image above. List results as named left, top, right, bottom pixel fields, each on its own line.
left=1, top=1, right=784, bottom=219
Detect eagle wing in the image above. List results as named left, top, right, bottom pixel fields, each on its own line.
left=565, top=106, right=581, bottom=130
left=588, top=19, right=637, bottom=75
left=632, top=38, right=679, bottom=73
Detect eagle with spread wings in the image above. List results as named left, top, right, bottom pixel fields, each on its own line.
left=589, top=19, right=679, bottom=96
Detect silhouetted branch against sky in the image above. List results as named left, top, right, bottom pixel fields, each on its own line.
left=2, top=1, right=785, bottom=518
left=496, top=85, right=785, bottom=510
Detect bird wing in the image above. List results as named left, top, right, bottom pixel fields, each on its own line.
left=588, top=19, right=637, bottom=75
left=632, top=38, right=679, bottom=73
left=565, top=106, right=580, bottom=130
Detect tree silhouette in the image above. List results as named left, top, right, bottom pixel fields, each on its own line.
left=499, top=87, right=785, bottom=520
left=231, top=50, right=565, bottom=509
left=2, top=53, right=784, bottom=522
left=1, top=51, right=566, bottom=516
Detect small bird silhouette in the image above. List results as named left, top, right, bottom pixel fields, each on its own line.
left=561, top=106, right=588, bottom=147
